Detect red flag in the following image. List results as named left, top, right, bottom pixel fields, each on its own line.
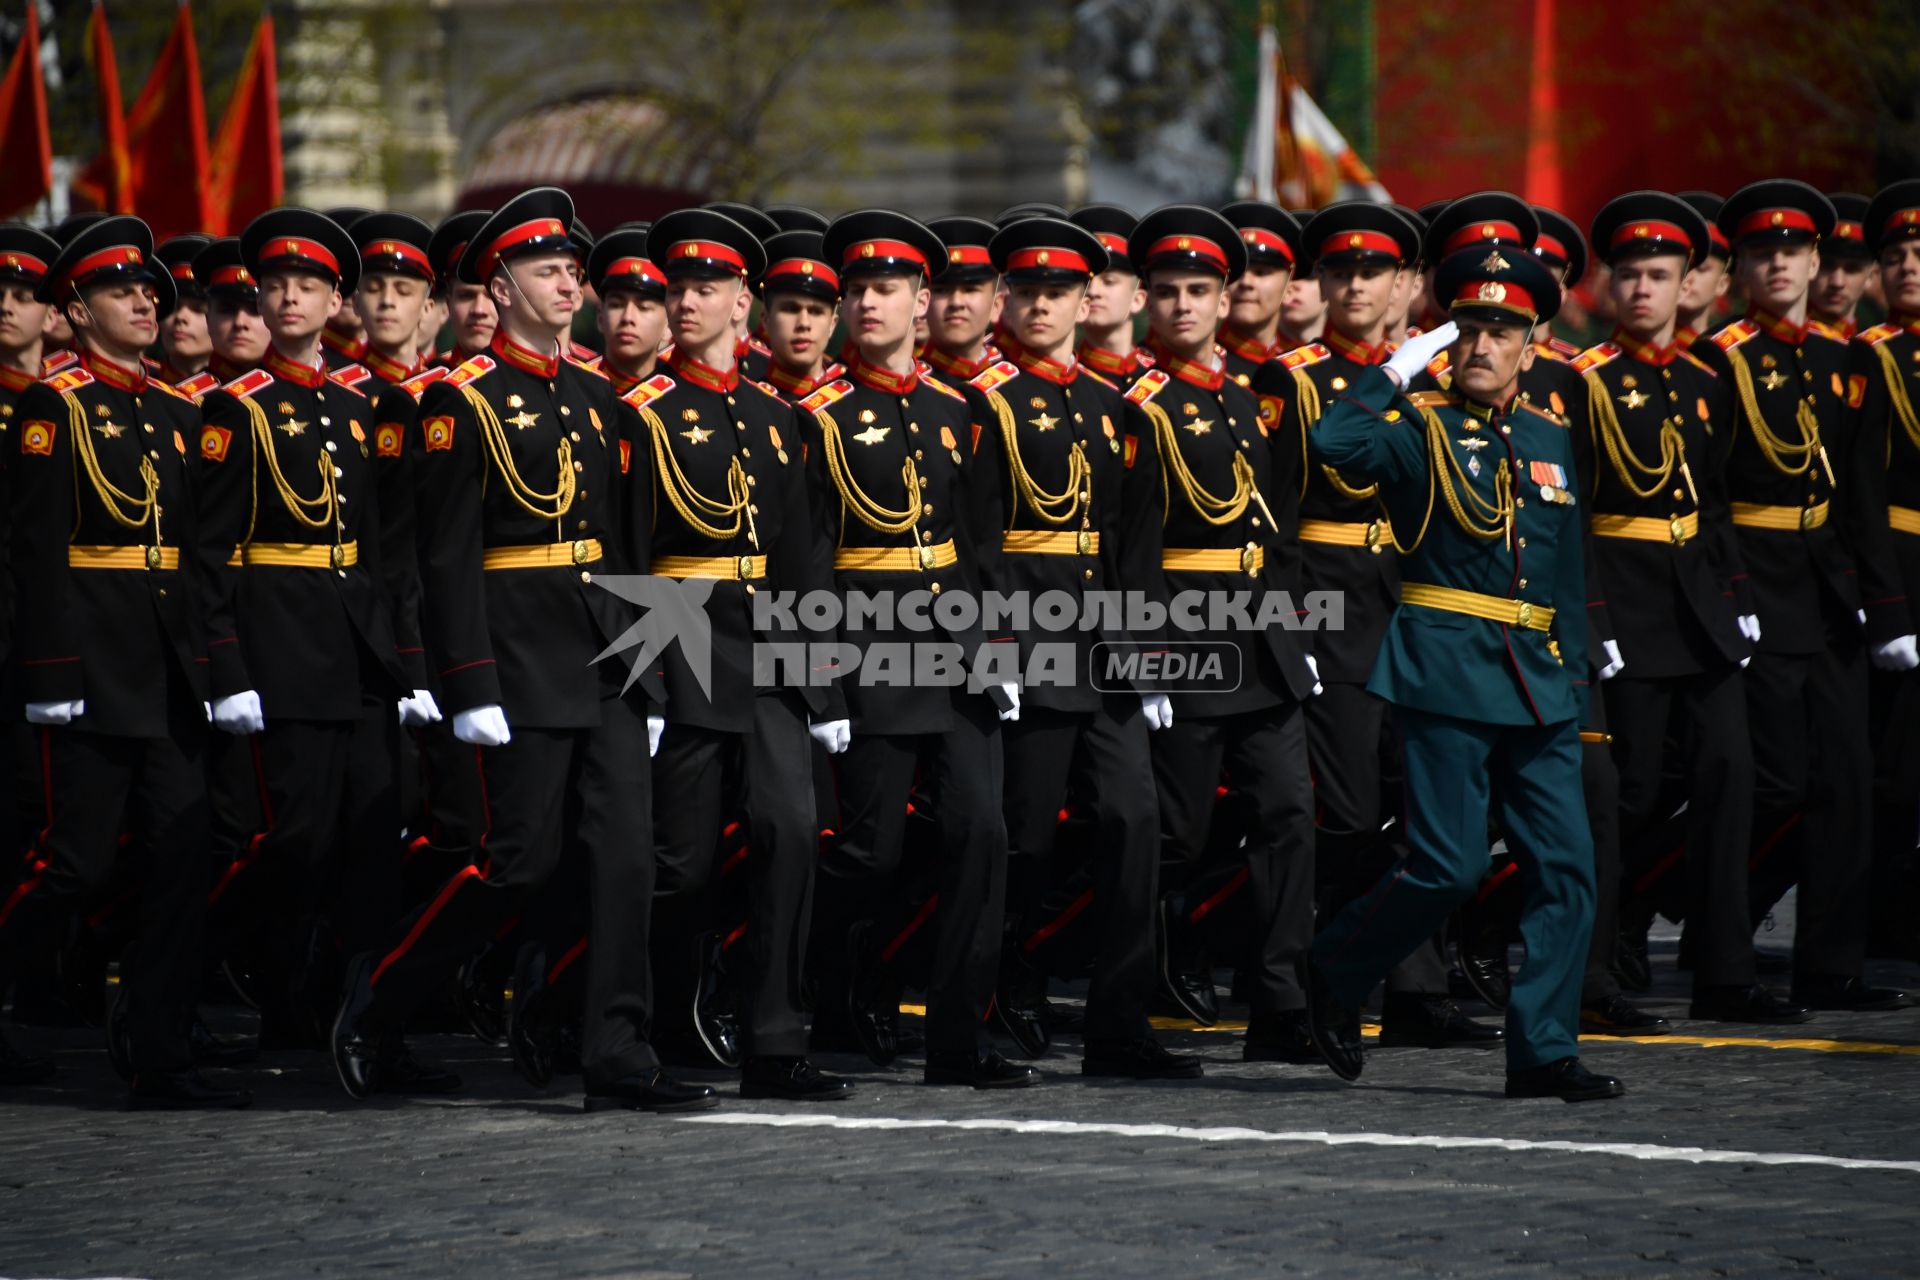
left=206, top=14, right=281, bottom=237
left=71, top=1, right=132, bottom=215
left=112, top=3, right=210, bottom=236
left=0, top=5, right=53, bottom=217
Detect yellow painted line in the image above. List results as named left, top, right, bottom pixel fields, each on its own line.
left=899, top=1004, right=1920, bottom=1057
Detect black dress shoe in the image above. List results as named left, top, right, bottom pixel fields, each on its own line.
left=1296, top=954, right=1364, bottom=1081
left=1792, top=975, right=1911, bottom=1012
left=924, top=1048, right=1040, bottom=1089
left=1579, top=994, right=1670, bottom=1036
left=103, top=962, right=132, bottom=1081
left=372, top=1042, right=462, bottom=1095
left=845, top=923, right=900, bottom=1067
left=1378, top=994, right=1505, bottom=1048
left=583, top=1067, right=719, bottom=1113
left=1155, top=900, right=1219, bottom=1026
left=1242, top=1009, right=1320, bottom=1064
left=190, top=1016, right=259, bottom=1067
left=991, top=947, right=1052, bottom=1059
left=1083, top=1037, right=1204, bottom=1080
left=505, top=954, right=560, bottom=1090
left=0, top=1029, right=55, bottom=1086
left=128, top=1068, right=253, bottom=1110
left=451, top=957, right=507, bottom=1046
left=693, top=935, right=743, bottom=1069
left=1689, top=983, right=1814, bottom=1024
left=1456, top=936, right=1512, bottom=1011
left=331, top=953, right=380, bottom=1101
left=740, top=1055, right=856, bottom=1100
left=1505, top=1055, right=1624, bottom=1102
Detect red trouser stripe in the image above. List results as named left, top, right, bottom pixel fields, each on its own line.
left=1023, top=887, right=1094, bottom=953
left=1748, top=812, right=1801, bottom=872
left=724, top=921, right=747, bottom=949
left=548, top=934, right=588, bottom=985
left=1632, top=842, right=1688, bottom=897
left=1189, top=867, right=1248, bottom=924
left=1474, top=857, right=1519, bottom=902
left=881, top=893, right=940, bottom=964
left=371, top=864, right=483, bottom=987
left=0, top=872, right=42, bottom=930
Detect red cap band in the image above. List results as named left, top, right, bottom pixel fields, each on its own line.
left=1238, top=227, right=1296, bottom=263
left=0, top=250, right=47, bottom=278
left=262, top=236, right=341, bottom=276
left=762, top=257, right=839, bottom=291
left=1005, top=247, right=1091, bottom=274
left=1144, top=234, right=1229, bottom=272
left=66, top=244, right=147, bottom=286
left=1450, top=278, right=1537, bottom=316
left=1833, top=220, right=1864, bottom=242
left=478, top=218, right=569, bottom=279
left=168, top=261, right=196, bottom=281
left=1706, top=224, right=1731, bottom=254
left=944, top=245, right=993, bottom=267
left=1533, top=233, right=1569, bottom=263
left=1883, top=207, right=1920, bottom=237
left=208, top=265, right=255, bottom=288
left=665, top=239, right=748, bottom=275
left=1443, top=220, right=1524, bottom=256
left=1317, top=230, right=1402, bottom=260
left=602, top=256, right=665, bottom=289
left=1093, top=232, right=1129, bottom=258
left=1609, top=219, right=1692, bottom=252
left=1733, top=207, right=1818, bottom=239
left=364, top=238, right=434, bottom=279
left=842, top=238, right=928, bottom=270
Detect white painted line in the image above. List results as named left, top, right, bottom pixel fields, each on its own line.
left=681, top=1112, right=1920, bottom=1176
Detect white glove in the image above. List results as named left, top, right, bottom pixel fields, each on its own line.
left=1140, top=692, right=1173, bottom=732
left=204, top=702, right=212, bottom=722
left=996, top=680, right=1022, bottom=722
left=1859, top=609, right=1868, bottom=626
left=1738, top=614, right=1762, bottom=643
left=1305, top=653, right=1324, bottom=698
left=1739, top=656, right=1750, bottom=669
left=398, top=689, right=443, bottom=727
left=1598, top=639, right=1626, bottom=681
left=211, top=690, right=265, bottom=735
left=647, top=714, right=666, bottom=757
left=25, top=699, right=83, bottom=726
left=1383, top=320, right=1458, bottom=386
left=453, top=704, right=510, bottom=747
left=1872, top=634, right=1920, bottom=672
left=809, top=718, right=852, bottom=753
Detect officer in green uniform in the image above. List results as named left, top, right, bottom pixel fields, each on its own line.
left=1297, top=244, right=1625, bottom=1103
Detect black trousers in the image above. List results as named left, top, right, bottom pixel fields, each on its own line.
left=1577, top=682, right=1624, bottom=1000
left=0, top=713, right=208, bottom=1073
left=1305, top=683, right=1447, bottom=998
left=367, top=696, right=657, bottom=1086
left=1153, top=702, right=1314, bottom=1015
left=815, top=693, right=1006, bottom=1057
left=1001, top=695, right=1159, bottom=1041
left=1744, top=642, right=1872, bottom=980
left=653, top=693, right=816, bottom=1058
left=1867, top=664, right=1920, bottom=953
left=1607, top=665, right=1755, bottom=990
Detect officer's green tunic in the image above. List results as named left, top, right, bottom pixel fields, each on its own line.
left=1306, top=364, right=1595, bottom=1069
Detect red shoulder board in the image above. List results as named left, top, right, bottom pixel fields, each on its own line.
left=222, top=368, right=276, bottom=400
left=177, top=370, right=221, bottom=400
left=968, top=360, right=1020, bottom=395
left=1079, top=365, right=1118, bottom=391
left=400, top=366, right=448, bottom=400
left=1425, top=351, right=1451, bottom=376
left=44, top=367, right=95, bottom=394
left=148, top=379, right=193, bottom=403
left=801, top=379, right=855, bottom=414
left=567, top=340, right=599, bottom=363
left=40, top=349, right=77, bottom=376
left=329, top=362, right=373, bottom=389
left=750, top=378, right=783, bottom=400
left=747, top=336, right=771, bottom=356
left=1711, top=319, right=1758, bottom=352
left=568, top=353, right=609, bottom=380
left=446, top=354, right=496, bottom=389
left=924, top=374, right=967, bottom=402
left=1859, top=323, right=1902, bottom=348
left=822, top=361, right=847, bottom=381
left=1571, top=342, right=1621, bottom=375
left=1678, top=349, right=1717, bottom=376
left=1123, top=368, right=1171, bottom=406
left=1547, top=336, right=1580, bottom=359
left=620, top=371, right=677, bottom=409
left=1280, top=343, right=1329, bottom=370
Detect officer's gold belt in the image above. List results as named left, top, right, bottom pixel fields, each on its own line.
left=1592, top=511, right=1699, bottom=545
left=1401, top=582, right=1555, bottom=632
left=1730, top=500, right=1827, bottom=531
left=834, top=539, right=957, bottom=572
left=1891, top=504, right=1920, bottom=536
left=1298, top=518, right=1391, bottom=550
left=68, top=544, right=179, bottom=571
left=482, top=538, right=601, bottom=570
left=1002, top=530, right=1100, bottom=556
left=1162, top=544, right=1264, bottom=575
left=652, top=553, right=768, bottom=580
left=228, top=540, right=359, bottom=569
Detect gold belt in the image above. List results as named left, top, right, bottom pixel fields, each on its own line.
left=1891, top=504, right=1920, bottom=536
left=1002, top=529, right=1100, bottom=556
left=652, top=553, right=768, bottom=580
left=1731, top=500, right=1827, bottom=531
left=1162, top=544, right=1265, bottom=575
left=834, top=539, right=957, bottom=572
left=68, top=544, right=179, bottom=571
left=1592, top=511, right=1700, bottom=545
left=229, top=540, right=359, bottom=569
left=1401, top=582, right=1555, bottom=632
left=1298, top=518, right=1391, bottom=550
left=482, top=538, right=602, bottom=570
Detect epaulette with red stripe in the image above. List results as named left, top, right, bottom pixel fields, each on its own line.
left=1425, top=351, right=1452, bottom=377
left=40, top=349, right=77, bottom=376
left=619, top=372, right=677, bottom=409
left=1123, top=367, right=1171, bottom=406
left=222, top=368, right=276, bottom=400
left=749, top=378, right=783, bottom=401
left=1710, top=319, right=1759, bottom=352
left=399, top=365, right=449, bottom=401
left=923, top=373, right=967, bottom=402
left=1571, top=342, right=1621, bottom=375
left=1679, top=349, right=1717, bottom=376
left=446, top=354, right=496, bottom=389
left=1280, top=343, right=1329, bottom=370
left=968, top=360, right=1020, bottom=395
left=1079, top=365, right=1118, bottom=391
left=1546, top=336, right=1581, bottom=360
left=567, top=340, right=600, bottom=365
left=176, top=370, right=221, bottom=400
left=329, top=362, right=373, bottom=389
left=44, top=367, right=93, bottom=393
left=800, top=379, right=854, bottom=414
left=147, top=378, right=193, bottom=402
left=568, top=353, right=609, bottom=380
left=1859, top=322, right=1902, bottom=348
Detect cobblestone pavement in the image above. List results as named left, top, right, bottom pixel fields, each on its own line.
left=4, top=908, right=1917, bottom=1279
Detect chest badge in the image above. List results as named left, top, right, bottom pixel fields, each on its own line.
left=1467, top=454, right=1482, bottom=477
left=1760, top=369, right=1788, bottom=392
left=505, top=409, right=540, bottom=429
left=1029, top=411, right=1059, bottom=432
left=681, top=424, right=713, bottom=444
left=508, top=394, right=525, bottom=409
left=91, top=417, right=127, bottom=439
left=1618, top=388, right=1649, bottom=410
left=1183, top=417, right=1213, bottom=436
left=275, top=416, right=309, bottom=436
left=853, top=422, right=891, bottom=446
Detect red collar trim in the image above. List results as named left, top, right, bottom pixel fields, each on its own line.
left=1144, top=338, right=1226, bottom=391
left=263, top=347, right=327, bottom=388
left=1674, top=325, right=1701, bottom=349
left=320, top=329, right=368, bottom=361
left=1889, top=312, right=1920, bottom=337
left=208, top=354, right=254, bottom=381
left=79, top=349, right=150, bottom=393
left=1746, top=306, right=1807, bottom=345
left=1323, top=325, right=1391, bottom=365
left=923, top=345, right=991, bottom=381
left=665, top=346, right=739, bottom=393
left=1011, top=343, right=1077, bottom=386
left=0, top=364, right=35, bottom=392
left=364, top=347, right=420, bottom=384
left=1218, top=324, right=1280, bottom=364
left=767, top=359, right=837, bottom=398
left=1807, top=316, right=1855, bottom=342
left=842, top=345, right=920, bottom=395
left=490, top=331, right=561, bottom=379
left=1078, top=344, right=1139, bottom=378
left=1609, top=326, right=1684, bottom=366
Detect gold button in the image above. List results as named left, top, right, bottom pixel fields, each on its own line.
left=914, top=449, right=924, bottom=460
left=570, top=432, right=581, bottom=442
left=1668, top=391, right=1679, bottom=401
left=578, top=520, right=589, bottom=530
left=736, top=422, right=748, bottom=433
left=1517, top=537, right=1527, bottom=548
left=1672, top=489, right=1684, bottom=500
left=574, top=461, right=585, bottom=472
left=561, top=405, right=572, bottom=415
left=749, top=503, right=759, bottom=514
left=929, top=581, right=941, bottom=594
left=143, top=423, right=154, bottom=433
left=157, top=587, right=167, bottom=596
left=746, top=475, right=757, bottom=487
left=922, top=503, right=933, bottom=515
left=578, top=490, right=588, bottom=499
left=745, top=583, right=756, bottom=596
left=727, top=396, right=736, bottom=405
left=1515, top=497, right=1525, bottom=508
left=1516, top=602, right=1533, bottom=627
left=909, top=424, right=920, bottom=434
left=741, top=446, right=752, bottom=457
left=1518, top=578, right=1528, bottom=588
left=1074, top=412, right=1084, bottom=423
left=1083, top=568, right=1093, bottom=580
